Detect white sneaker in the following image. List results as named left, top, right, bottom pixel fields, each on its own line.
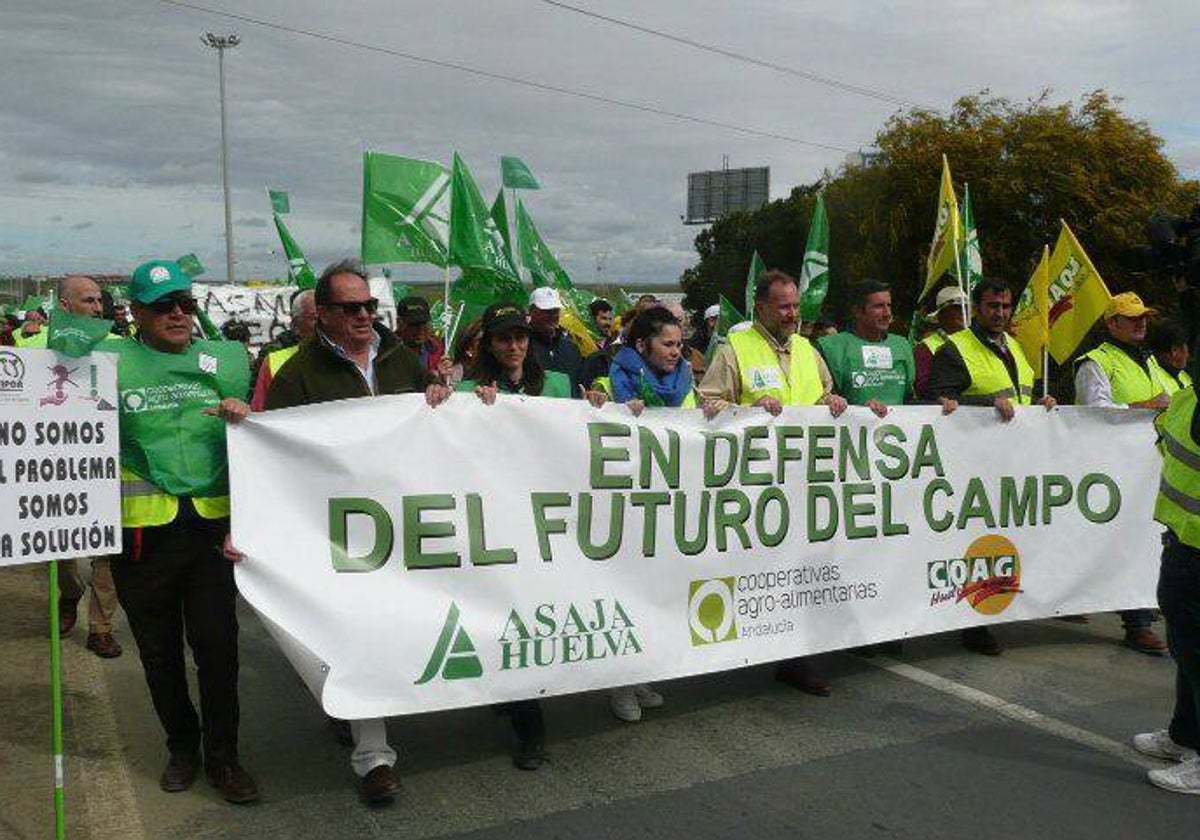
left=610, top=687, right=641, bottom=722
left=1148, top=757, right=1200, bottom=794
left=1133, top=730, right=1198, bottom=762
left=633, top=683, right=664, bottom=709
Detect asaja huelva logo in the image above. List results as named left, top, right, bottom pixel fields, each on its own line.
left=415, top=602, right=483, bottom=684
left=927, top=534, right=1022, bottom=615
left=688, top=577, right=738, bottom=645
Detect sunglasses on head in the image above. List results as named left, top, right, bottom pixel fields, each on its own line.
left=147, top=294, right=198, bottom=315
left=325, top=298, right=379, bottom=316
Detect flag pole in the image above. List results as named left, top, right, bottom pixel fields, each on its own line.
left=49, top=562, right=66, bottom=840
left=951, top=218, right=969, bottom=325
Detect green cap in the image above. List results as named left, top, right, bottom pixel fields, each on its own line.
left=129, top=260, right=191, bottom=303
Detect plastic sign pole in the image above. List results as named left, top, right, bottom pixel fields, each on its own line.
left=48, top=561, right=66, bottom=840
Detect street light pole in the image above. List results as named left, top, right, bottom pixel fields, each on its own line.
left=201, top=33, right=239, bottom=284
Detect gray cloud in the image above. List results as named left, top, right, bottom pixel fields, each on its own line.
left=70, top=221, right=94, bottom=231
left=236, top=216, right=269, bottom=228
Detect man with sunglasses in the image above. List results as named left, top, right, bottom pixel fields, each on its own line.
left=264, top=258, right=450, bottom=805
left=109, top=259, right=259, bottom=804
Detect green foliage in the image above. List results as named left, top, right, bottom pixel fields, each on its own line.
left=681, top=91, right=1199, bottom=326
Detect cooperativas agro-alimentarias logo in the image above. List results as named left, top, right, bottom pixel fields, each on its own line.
left=688, top=577, right=738, bottom=645
left=927, top=534, right=1022, bottom=614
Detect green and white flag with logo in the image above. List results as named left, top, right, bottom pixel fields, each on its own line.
left=958, top=183, right=983, bottom=298
left=745, top=251, right=766, bottom=318
left=176, top=253, right=205, bottom=278
left=361, top=152, right=450, bottom=267
left=500, top=155, right=540, bottom=190
left=448, top=153, right=519, bottom=279
left=268, top=189, right=291, bottom=215
left=46, top=309, right=114, bottom=357
left=800, top=193, right=829, bottom=322
left=273, top=213, right=317, bottom=290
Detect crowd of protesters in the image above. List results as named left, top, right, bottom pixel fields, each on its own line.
left=13, top=254, right=1200, bottom=804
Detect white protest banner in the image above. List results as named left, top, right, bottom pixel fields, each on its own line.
left=196, top=280, right=397, bottom=349
left=0, top=348, right=121, bottom=567
left=229, top=397, right=1161, bottom=719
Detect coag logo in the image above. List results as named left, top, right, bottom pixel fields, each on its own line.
left=927, top=534, right=1022, bottom=615
left=688, top=577, right=738, bottom=645
left=415, top=602, right=483, bottom=684
left=0, top=351, right=26, bottom=391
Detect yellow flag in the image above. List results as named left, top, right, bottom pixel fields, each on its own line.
left=560, top=308, right=598, bottom=357
left=1045, top=222, right=1112, bottom=364
left=920, top=155, right=962, bottom=300
left=1012, top=245, right=1050, bottom=366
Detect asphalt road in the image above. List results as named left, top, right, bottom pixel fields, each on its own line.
left=1, top=563, right=1193, bottom=840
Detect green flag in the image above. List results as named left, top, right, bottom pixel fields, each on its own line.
left=361, top=152, right=450, bottom=266
left=745, top=251, right=766, bottom=317
left=273, top=213, right=317, bottom=290
left=500, top=156, right=540, bottom=190
left=20, top=295, right=45, bottom=313
left=617, top=288, right=638, bottom=316
left=958, top=183, right=983, bottom=298
left=448, top=153, right=519, bottom=279
left=177, top=253, right=205, bottom=278
left=391, top=280, right=412, bottom=304
left=718, top=294, right=746, bottom=338
left=451, top=268, right=527, bottom=308
left=195, top=307, right=224, bottom=341
left=490, top=189, right=514, bottom=266
left=799, top=194, right=829, bottom=322
left=268, top=189, right=290, bottom=215
left=514, top=198, right=600, bottom=335
left=46, top=309, right=114, bottom=357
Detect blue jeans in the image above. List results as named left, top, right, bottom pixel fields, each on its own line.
left=1158, top=533, right=1200, bottom=749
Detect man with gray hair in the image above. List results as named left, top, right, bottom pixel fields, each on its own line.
left=55, top=274, right=123, bottom=657
left=264, top=258, right=450, bottom=804
left=250, top=288, right=316, bottom=411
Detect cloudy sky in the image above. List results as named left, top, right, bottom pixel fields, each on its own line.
left=1, top=0, right=1197, bottom=285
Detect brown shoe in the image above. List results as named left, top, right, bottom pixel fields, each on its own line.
left=160, top=752, right=199, bottom=793
left=206, top=762, right=260, bottom=804
left=1124, top=628, right=1168, bottom=655
left=86, top=632, right=123, bottom=659
left=775, top=660, right=831, bottom=697
left=58, top=598, right=79, bottom=635
left=1055, top=614, right=1090, bottom=624
left=361, top=764, right=399, bottom=803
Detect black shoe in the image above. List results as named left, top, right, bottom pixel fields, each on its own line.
left=160, top=752, right=199, bottom=793
left=205, top=761, right=260, bottom=804
left=361, top=765, right=399, bottom=803
left=961, top=627, right=1002, bottom=656
left=513, top=738, right=544, bottom=771
left=775, top=659, right=831, bottom=696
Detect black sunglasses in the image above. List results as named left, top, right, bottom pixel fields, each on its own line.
left=148, top=294, right=198, bottom=315
left=325, top=298, right=379, bottom=316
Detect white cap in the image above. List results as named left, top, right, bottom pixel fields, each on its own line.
left=728, top=321, right=752, bottom=334
left=529, top=286, right=563, bottom=310
left=935, top=286, right=967, bottom=311
left=704, top=303, right=720, bottom=321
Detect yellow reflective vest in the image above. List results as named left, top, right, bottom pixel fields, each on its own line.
left=14, top=329, right=47, bottom=348
left=1155, top=387, right=1200, bottom=548
left=1149, top=356, right=1193, bottom=397
left=728, top=328, right=823, bottom=406
left=1078, top=342, right=1162, bottom=405
left=947, top=329, right=1034, bottom=405
left=919, top=331, right=948, bottom=354
left=121, top=468, right=229, bottom=528
left=267, top=344, right=299, bottom=376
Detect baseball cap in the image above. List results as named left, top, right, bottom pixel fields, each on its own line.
left=396, top=295, right=431, bottom=326
left=529, top=286, right=563, bottom=310
left=481, top=303, right=529, bottom=337
left=935, top=286, right=967, bottom=312
left=704, top=303, right=720, bottom=320
left=1104, top=291, right=1155, bottom=319
left=129, top=260, right=191, bottom=304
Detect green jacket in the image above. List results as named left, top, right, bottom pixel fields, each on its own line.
left=265, top=325, right=431, bottom=409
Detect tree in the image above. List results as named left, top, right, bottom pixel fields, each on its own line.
left=681, top=91, right=1200, bottom=328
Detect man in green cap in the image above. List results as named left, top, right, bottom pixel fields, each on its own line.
left=108, top=259, right=259, bottom=803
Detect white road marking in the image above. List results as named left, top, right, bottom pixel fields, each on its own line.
left=869, top=656, right=1162, bottom=770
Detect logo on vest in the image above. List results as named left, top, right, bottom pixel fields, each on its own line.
left=198, top=353, right=218, bottom=375
left=748, top=366, right=782, bottom=391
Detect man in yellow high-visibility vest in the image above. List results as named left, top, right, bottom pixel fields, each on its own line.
left=931, top=277, right=1057, bottom=656
left=700, top=269, right=848, bottom=696
left=249, top=289, right=316, bottom=411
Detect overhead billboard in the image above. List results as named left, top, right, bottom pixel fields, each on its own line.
left=685, top=167, right=770, bottom=225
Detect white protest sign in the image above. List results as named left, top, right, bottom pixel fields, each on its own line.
left=0, top=348, right=121, bottom=567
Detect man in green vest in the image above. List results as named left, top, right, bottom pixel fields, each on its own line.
left=930, top=277, right=1057, bottom=656
left=109, top=259, right=259, bottom=804
left=700, top=269, right=847, bottom=695
left=53, top=274, right=123, bottom=659
left=914, top=286, right=967, bottom=400
left=818, top=279, right=914, bottom=416
left=1132, top=384, right=1200, bottom=793
left=1074, top=291, right=1170, bottom=655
